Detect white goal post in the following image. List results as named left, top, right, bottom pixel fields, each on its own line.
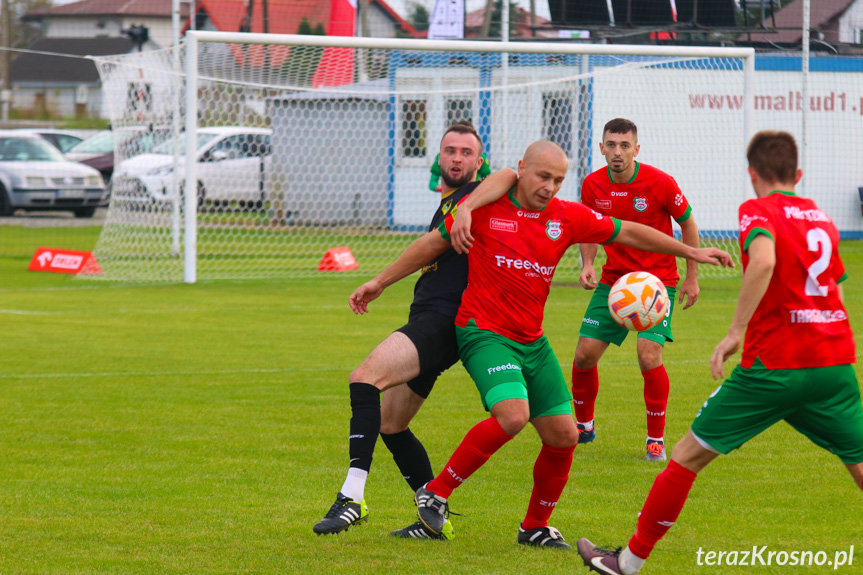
left=94, top=32, right=756, bottom=283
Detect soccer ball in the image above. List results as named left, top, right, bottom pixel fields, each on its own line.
left=608, top=271, right=670, bottom=331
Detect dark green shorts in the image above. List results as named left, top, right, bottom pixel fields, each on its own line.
left=691, top=360, right=863, bottom=464
left=578, top=282, right=676, bottom=346
left=456, top=320, right=572, bottom=420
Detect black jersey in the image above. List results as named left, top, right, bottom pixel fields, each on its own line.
left=409, top=181, right=479, bottom=317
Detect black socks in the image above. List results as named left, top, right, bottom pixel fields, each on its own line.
left=348, top=382, right=381, bottom=472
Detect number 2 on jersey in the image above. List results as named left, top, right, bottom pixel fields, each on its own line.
left=805, top=227, right=831, bottom=297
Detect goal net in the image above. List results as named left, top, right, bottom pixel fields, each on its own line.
left=91, top=34, right=754, bottom=282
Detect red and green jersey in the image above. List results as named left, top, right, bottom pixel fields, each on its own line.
left=581, top=162, right=691, bottom=287
left=440, top=190, right=620, bottom=344
left=738, top=191, right=855, bottom=369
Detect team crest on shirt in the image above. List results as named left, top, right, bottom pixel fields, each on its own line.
left=633, top=197, right=648, bottom=212
left=441, top=200, right=453, bottom=215
left=546, top=220, right=562, bottom=240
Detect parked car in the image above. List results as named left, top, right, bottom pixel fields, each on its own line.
left=0, top=131, right=106, bottom=218
left=65, top=126, right=173, bottom=184
left=112, top=126, right=272, bottom=207
left=11, top=129, right=87, bottom=153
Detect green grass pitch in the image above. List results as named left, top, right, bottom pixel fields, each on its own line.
left=1, top=227, right=861, bottom=574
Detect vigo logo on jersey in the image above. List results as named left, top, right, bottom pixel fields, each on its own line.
left=495, top=255, right=556, bottom=279
left=490, top=218, right=517, bottom=232
left=595, top=199, right=612, bottom=210
left=611, top=191, right=627, bottom=197
left=633, top=197, right=648, bottom=212
left=517, top=210, right=540, bottom=219
left=546, top=220, right=562, bottom=240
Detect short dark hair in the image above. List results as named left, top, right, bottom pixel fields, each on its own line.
left=747, top=130, right=798, bottom=183
left=603, top=118, right=638, bottom=140
left=443, top=120, right=483, bottom=155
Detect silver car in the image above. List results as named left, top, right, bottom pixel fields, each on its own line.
left=0, top=131, right=106, bottom=218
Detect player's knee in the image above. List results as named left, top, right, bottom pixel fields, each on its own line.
left=495, top=410, right=530, bottom=436
left=637, top=352, right=663, bottom=371
left=574, top=348, right=599, bottom=370
left=349, top=364, right=388, bottom=389
left=544, top=421, right=579, bottom=448
left=348, top=367, right=367, bottom=385
left=637, top=342, right=664, bottom=370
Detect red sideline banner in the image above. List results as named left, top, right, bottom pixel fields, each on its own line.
left=28, top=247, right=101, bottom=275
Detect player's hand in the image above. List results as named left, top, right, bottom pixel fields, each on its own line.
left=693, top=247, right=735, bottom=268
left=349, top=280, right=384, bottom=315
left=679, top=275, right=700, bottom=309
left=578, top=265, right=597, bottom=290
left=451, top=205, right=474, bottom=254
left=710, top=331, right=741, bottom=380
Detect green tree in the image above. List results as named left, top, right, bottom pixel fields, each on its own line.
left=13, top=0, right=52, bottom=49
left=286, top=18, right=326, bottom=87
left=408, top=3, right=430, bottom=32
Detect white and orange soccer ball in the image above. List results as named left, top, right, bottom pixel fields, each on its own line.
left=608, top=271, right=670, bottom=331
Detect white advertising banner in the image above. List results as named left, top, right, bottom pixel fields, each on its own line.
left=428, top=0, right=464, bottom=40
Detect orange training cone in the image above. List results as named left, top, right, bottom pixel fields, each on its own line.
left=318, top=246, right=358, bottom=272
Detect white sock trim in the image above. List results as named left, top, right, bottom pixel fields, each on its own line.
left=340, top=467, right=369, bottom=502
left=620, top=546, right=645, bottom=575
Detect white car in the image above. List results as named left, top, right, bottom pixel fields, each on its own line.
left=112, top=126, right=272, bottom=207
left=11, top=128, right=89, bottom=153
left=0, top=131, right=106, bottom=218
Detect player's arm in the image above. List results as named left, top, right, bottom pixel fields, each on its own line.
left=429, top=154, right=442, bottom=192
left=578, top=243, right=599, bottom=290
left=710, top=234, right=775, bottom=379
left=613, top=220, right=733, bottom=267
left=349, top=231, right=450, bottom=315
left=677, top=215, right=700, bottom=309
left=450, top=168, right=518, bottom=254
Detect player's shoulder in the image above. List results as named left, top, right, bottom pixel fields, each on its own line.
left=450, top=181, right=481, bottom=204
left=583, top=167, right=608, bottom=185
left=637, top=163, right=676, bottom=185
left=460, top=180, right=482, bottom=196
left=553, top=197, right=600, bottom=220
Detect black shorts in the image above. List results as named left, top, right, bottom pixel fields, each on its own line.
left=395, top=310, right=461, bottom=399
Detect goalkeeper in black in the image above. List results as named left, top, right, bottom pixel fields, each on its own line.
left=313, top=121, right=486, bottom=540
